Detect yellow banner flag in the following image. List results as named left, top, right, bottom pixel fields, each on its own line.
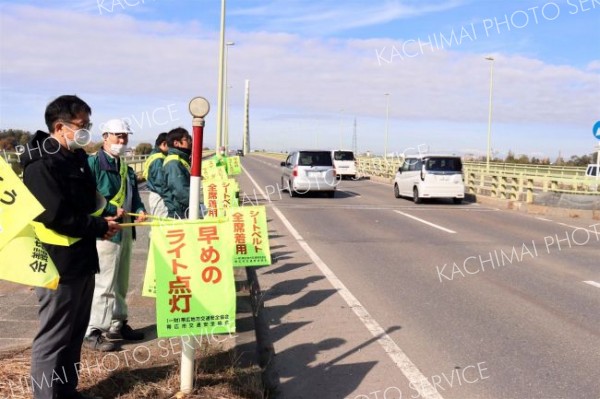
left=226, top=156, right=242, bottom=175
left=0, top=224, right=60, bottom=289
left=152, top=221, right=236, bottom=337
left=203, top=158, right=230, bottom=180
left=142, top=241, right=157, bottom=298
left=203, top=178, right=240, bottom=219
left=0, top=157, right=45, bottom=250
left=230, top=206, right=272, bottom=267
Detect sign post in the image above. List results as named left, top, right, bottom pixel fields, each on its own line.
left=180, top=96, right=210, bottom=394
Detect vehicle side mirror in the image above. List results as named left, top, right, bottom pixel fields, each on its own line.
left=280, top=161, right=286, bottom=167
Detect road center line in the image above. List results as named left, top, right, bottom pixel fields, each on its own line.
left=394, top=210, right=456, bottom=234
left=583, top=281, right=600, bottom=289
left=242, top=166, right=444, bottom=399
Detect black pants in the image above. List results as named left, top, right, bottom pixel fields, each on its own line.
left=30, top=274, right=94, bottom=399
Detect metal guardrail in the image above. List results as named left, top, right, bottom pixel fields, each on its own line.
left=355, top=157, right=599, bottom=201
left=463, top=161, right=586, bottom=178
left=250, top=153, right=599, bottom=199
left=123, top=154, right=148, bottom=174
left=8, top=150, right=597, bottom=201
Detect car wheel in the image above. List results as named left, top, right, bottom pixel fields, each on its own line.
left=327, top=191, right=336, bottom=198
left=394, top=184, right=401, bottom=198
left=453, top=197, right=463, bottom=204
left=289, top=180, right=297, bottom=197
left=413, top=187, right=421, bottom=204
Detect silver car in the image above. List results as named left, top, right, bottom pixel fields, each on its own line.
left=280, top=150, right=337, bottom=197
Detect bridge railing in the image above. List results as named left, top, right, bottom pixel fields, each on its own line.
left=355, top=157, right=599, bottom=201
left=9, top=151, right=595, bottom=201
left=123, top=154, right=148, bottom=174
left=2, top=152, right=150, bottom=178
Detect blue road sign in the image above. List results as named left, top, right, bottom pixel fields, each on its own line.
left=594, top=121, right=600, bottom=139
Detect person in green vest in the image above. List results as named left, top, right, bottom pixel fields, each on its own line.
left=143, top=132, right=168, bottom=217
left=84, top=118, right=147, bottom=352
left=162, top=127, right=193, bottom=218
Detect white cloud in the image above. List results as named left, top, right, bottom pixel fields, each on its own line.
left=230, top=0, right=466, bottom=35
left=0, top=3, right=598, bottom=156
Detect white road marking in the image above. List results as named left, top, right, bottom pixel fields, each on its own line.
left=394, top=210, right=456, bottom=234
left=557, top=222, right=600, bottom=236
left=243, top=166, right=444, bottom=399
left=536, top=217, right=553, bottom=222
left=583, top=281, right=600, bottom=289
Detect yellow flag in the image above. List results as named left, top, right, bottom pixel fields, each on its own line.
left=142, top=243, right=157, bottom=298
left=0, top=224, right=60, bottom=289
left=226, top=156, right=242, bottom=175
left=203, top=178, right=240, bottom=219
left=0, top=157, right=45, bottom=250
left=203, top=159, right=229, bottom=180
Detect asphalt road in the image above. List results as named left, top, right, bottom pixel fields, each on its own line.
left=240, top=154, right=600, bottom=399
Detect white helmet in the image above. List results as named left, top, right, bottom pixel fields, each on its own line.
left=101, top=119, right=133, bottom=135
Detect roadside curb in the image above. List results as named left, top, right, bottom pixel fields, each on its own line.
left=472, top=194, right=600, bottom=220
left=235, top=267, right=281, bottom=398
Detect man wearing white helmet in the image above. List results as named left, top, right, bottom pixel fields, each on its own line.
left=84, top=118, right=147, bottom=351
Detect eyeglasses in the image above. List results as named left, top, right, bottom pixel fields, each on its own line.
left=109, top=133, right=129, bottom=139
left=62, top=120, right=93, bottom=131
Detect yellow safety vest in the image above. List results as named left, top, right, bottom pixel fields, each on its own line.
left=142, top=152, right=166, bottom=180
left=31, top=193, right=105, bottom=246
left=108, top=158, right=129, bottom=208
left=32, top=157, right=126, bottom=246
left=164, top=154, right=191, bottom=171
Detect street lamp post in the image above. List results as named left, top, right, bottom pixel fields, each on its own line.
left=485, top=56, right=495, bottom=172
left=215, top=0, right=227, bottom=151
left=224, top=41, right=235, bottom=152
left=384, top=93, right=390, bottom=160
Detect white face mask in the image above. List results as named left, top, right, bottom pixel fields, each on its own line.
left=64, top=128, right=91, bottom=150
left=109, top=143, right=126, bottom=156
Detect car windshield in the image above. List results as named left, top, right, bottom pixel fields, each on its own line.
left=334, top=151, right=355, bottom=161
left=424, top=157, right=462, bottom=172
left=298, top=151, right=333, bottom=166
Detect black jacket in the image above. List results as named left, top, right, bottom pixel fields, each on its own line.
left=20, top=131, right=109, bottom=281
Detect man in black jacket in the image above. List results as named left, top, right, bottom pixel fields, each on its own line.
left=20, top=95, right=120, bottom=399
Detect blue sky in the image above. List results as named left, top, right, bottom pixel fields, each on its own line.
left=1, top=0, right=599, bottom=159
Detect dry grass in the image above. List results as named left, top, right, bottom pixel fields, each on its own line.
left=0, top=340, right=264, bottom=399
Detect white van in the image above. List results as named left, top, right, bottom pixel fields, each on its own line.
left=585, top=164, right=598, bottom=177
left=331, top=150, right=356, bottom=179
left=280, top=150, right=337, bottom=197
left=394, top=154, right=465, bottom=204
